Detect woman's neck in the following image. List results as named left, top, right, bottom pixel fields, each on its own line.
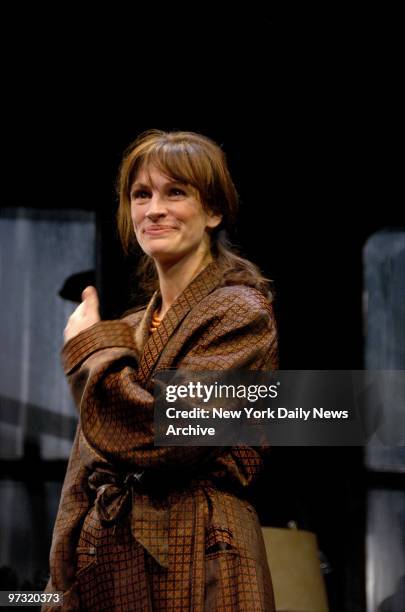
left=155, top=252, right=213, bottom=318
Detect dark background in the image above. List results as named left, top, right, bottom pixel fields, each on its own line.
left=1, top=120, right=402, bottom=610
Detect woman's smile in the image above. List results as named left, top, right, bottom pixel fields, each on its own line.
left=143, top=226, right=176, bottom=236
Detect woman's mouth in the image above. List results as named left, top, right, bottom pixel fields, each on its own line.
left=144, top=226, right=175, bottom=235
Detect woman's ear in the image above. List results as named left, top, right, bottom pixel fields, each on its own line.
left=206, top=212, right=223, bottom=229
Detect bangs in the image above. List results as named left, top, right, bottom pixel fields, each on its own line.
left=130, top=140, right=214, bottom=197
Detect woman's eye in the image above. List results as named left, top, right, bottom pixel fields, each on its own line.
left=169, top=188, right=185, bottom=196
left=132, top=190, right=150, bottom=200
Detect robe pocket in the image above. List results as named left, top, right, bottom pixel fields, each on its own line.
left=76, top=545, right=97, bottom=576
left=205, top=526, right=238, bottom=556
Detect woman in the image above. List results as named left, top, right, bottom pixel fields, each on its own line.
left=44, top=130, right=278, bottom=610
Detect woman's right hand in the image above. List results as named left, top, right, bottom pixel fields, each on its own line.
left=64, top=286, right=101, bottom=344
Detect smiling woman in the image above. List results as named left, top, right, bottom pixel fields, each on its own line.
left=44, top=130, right=279, bottom=611
left=130, top=166, right=221, bottom=277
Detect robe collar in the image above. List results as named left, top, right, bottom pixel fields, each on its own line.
left=136, top=260, right=223, bottom=384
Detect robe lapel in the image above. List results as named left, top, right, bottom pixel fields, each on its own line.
left=134, top=291, right=160, bottom=357
left=137, top=261, right=222, bottom=384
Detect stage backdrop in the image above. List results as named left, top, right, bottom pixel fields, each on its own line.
left=0, top=207, right=95, bottom=585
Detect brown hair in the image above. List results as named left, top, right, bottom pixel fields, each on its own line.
left=116, top=129, right=273, bottom=300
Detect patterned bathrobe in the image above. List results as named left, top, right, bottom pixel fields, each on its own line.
left=44, top=261, right=278, bottom=611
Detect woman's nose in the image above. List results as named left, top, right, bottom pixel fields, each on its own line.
left=145, top=195, right=167, bottom=220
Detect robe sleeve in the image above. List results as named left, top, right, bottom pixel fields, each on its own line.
left=60, top=290, right=278, bottom=471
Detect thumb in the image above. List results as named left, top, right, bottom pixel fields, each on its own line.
left=82, top=285, right=99, bottom=306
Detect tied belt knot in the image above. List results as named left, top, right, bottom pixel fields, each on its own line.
left=88, top=468, right=145, bottom=526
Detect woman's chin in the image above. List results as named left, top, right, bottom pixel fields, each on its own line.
left=148, top=250, right=183, bottom=265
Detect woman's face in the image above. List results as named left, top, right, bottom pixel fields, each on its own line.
left=130, top=165, right=222, bottom=266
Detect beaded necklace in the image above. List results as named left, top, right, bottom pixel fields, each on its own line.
left=150, top=310, right=161, bottom=333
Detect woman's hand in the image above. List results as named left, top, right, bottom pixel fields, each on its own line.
left=64, top=285, right=101, bottom=344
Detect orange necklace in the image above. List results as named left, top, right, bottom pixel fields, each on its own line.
left=150, top=309, right=161, bottom=333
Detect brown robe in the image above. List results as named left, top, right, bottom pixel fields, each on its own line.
left=44, top=261, right=278, bottom=611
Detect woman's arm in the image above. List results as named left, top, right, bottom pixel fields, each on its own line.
left=61, top=287, right=278, bottom=471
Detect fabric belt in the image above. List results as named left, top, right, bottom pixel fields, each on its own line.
left=88, top=465, right=246, bottom=528
left=88, top=467, right=145, bottom=525
left=87, top=465, right=244, bottom=571
left=88, top=466, right=213, bottom=526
